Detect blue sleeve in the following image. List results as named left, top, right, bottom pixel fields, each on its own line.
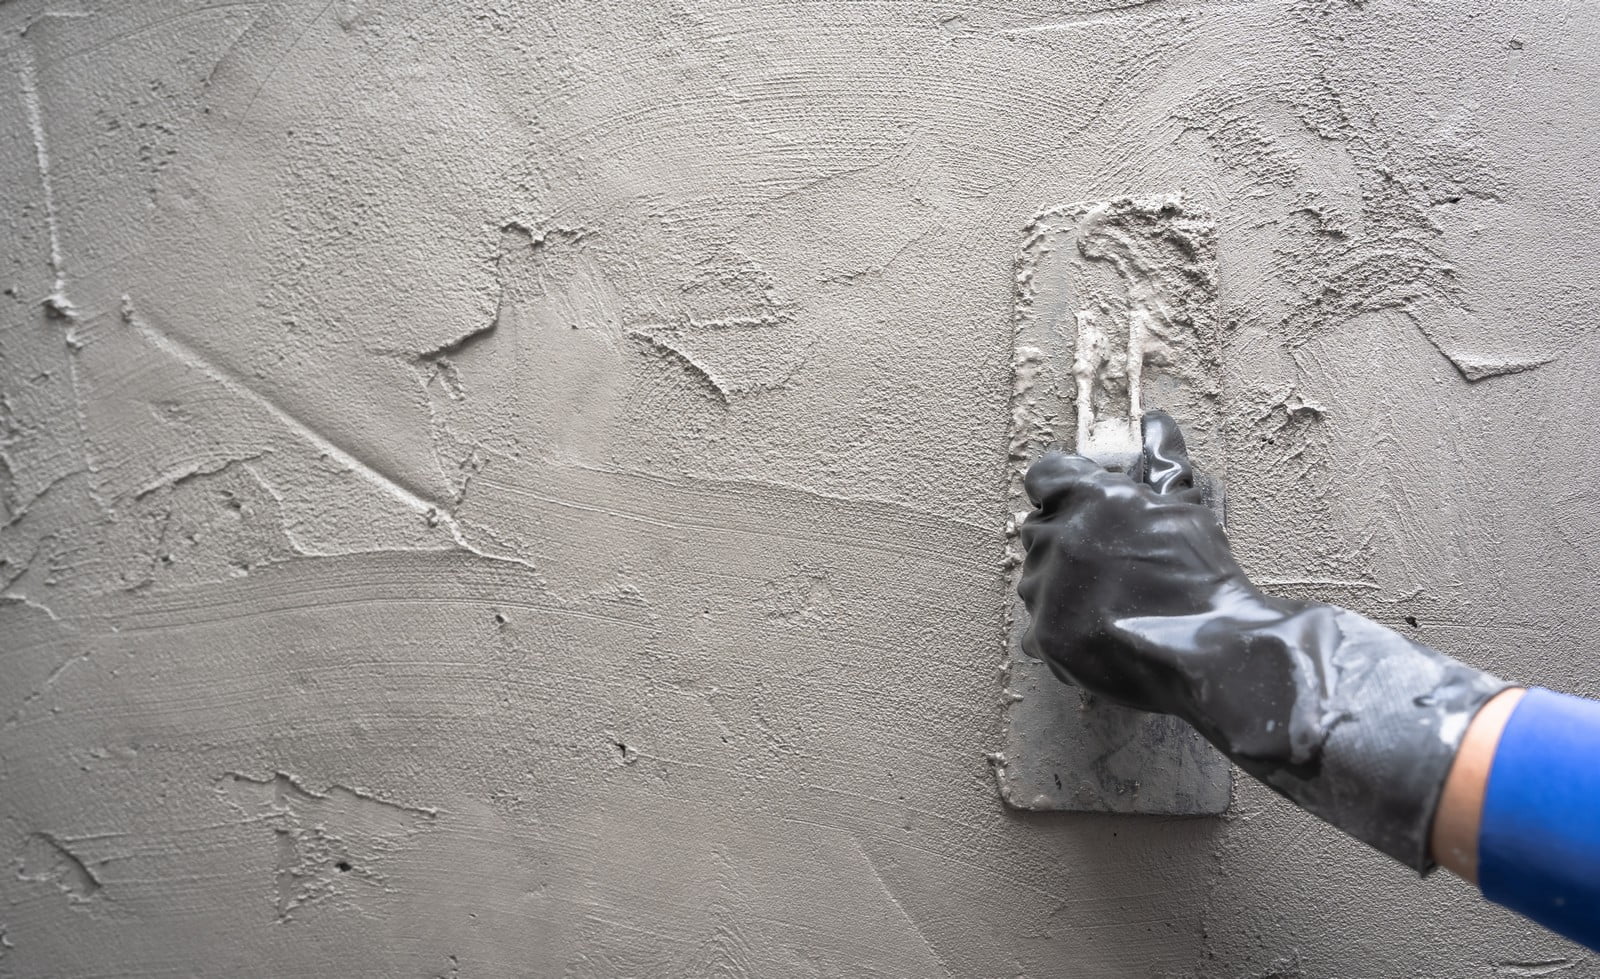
left=1478, top=687, right=1600, bottom=952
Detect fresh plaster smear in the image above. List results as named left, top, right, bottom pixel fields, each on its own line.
left=1, top=0, right=1598, bottom=975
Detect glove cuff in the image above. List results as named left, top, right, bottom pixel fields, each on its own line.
left=1230, top=607, right=1508, bottom=873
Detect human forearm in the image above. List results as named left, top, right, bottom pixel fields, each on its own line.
left=1429, top=687, right=1525, bottom=882
left=1473, top=687, right=1600, bottom=950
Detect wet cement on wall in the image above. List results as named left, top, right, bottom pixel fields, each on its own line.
left=1, top=0, right=1597, bottom=975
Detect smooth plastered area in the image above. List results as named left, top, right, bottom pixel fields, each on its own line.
left=2, top=1, right=1597, bottom=976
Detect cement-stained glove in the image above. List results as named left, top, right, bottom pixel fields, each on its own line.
left=1017, top=410, right=1508, bottom=872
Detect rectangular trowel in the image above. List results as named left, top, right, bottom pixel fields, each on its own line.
left=994, top=195, right=1231, bottom=815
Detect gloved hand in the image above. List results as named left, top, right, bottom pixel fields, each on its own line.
left=1018, top=410, right=1507, bottom=872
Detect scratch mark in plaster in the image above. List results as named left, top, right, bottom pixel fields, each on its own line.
left=236, top=0, right=339, bottom=125
left=4, top=634, right=90, bottom=728
left=1243, top=952, right=1306, bottom=978
left=200, top=3, right=272, bottom=91
left=418, top=317, right=497, bottom=365
left=132, top=451, right=271, bottom=500
left=1, top=469, right=81, bottom=532
left=820, top=231, right=928, bottom=287
left=123, top=298, right=445, bottom=514
left=1007, top=0, right=1168, bottom=29
left=326, top=2, right=460, bottom=108
left=34, top=645, right=85, bottom=695
left=17, top=832, right=102, bottom=903
left=639, top=313, right=788, bottom=333
left=852, top=839, right=955, bottom=978
left=1493, top=960, right=1575, bottom=978
left=17, top=47, right=74, bottom=320
left=29, top=5, right=259, bottom=71
left=123, top=299, right=541, bottom=571
left=759, top=158, right=896, bottom=209
left=0, top=591, right=60, bottom=624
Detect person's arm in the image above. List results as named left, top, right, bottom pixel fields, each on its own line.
left=1469, top=687, right=1600, bottom=949
left=1429, top=687, right=1525, bottom=882
left=1016, top=411, right=1599, bottom=952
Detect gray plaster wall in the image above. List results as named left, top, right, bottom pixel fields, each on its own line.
left=1, top=0, right=1596, bottom=975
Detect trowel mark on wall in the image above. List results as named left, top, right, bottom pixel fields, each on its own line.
left=409, top=221, right=579, bottom=505
left=216, top=771, right=436, bottom=921
left=415, top=220, right=601, bottom=375
left=1492, top=959, right=1577, bottom=978
left=1169, top=26, right=1534, bottom=384
left=630, top=329, right=740, bottom=403
left=114, top=458, right=297, bottom=592
left=628, top=323, right=814, bottom=403
left=431, top=953, right=461, bottom=979
left=761, top=565, right=837, bottom=626
left=17, top=40, right=74, bottom=321
left=1438, top=351, right=1554, bottom=383
left=1229, top=384, right=1380, bottom=602
left=16, top=832, right=102, bottom=905
left=217, top=771, right=438, bottom=820
left=118, top=298, right=536, bottom=569
left=1173, top=87, right=1300, bottom=189
left=626, top=251, right=812, bottom=402
left=122, top=299, right=447, bottom=518
left=1245, top=385, right=1328, bottom=485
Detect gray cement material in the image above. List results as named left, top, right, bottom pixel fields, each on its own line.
left=0, top=0, right=1595, bottom=975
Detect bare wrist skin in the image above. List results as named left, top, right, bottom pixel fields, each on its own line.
left=1431, top=687, right=1526, bottom=883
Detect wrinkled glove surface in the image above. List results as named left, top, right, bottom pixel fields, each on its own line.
left=1018, top=410, right=1507, bottom=872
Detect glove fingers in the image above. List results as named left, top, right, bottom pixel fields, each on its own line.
left=1022, top=451, right=1104, bottom=512
left=1138, top=409, right=1195, bottom=495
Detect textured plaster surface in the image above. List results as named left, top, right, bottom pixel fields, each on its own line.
left=1, top=0, right=1598, bottom=975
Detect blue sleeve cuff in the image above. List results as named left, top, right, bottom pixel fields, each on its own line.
left=1479, top=687, right=1600, bottom=952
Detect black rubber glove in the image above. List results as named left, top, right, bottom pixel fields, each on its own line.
left=1018, top=410, right=1507, bottom=872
